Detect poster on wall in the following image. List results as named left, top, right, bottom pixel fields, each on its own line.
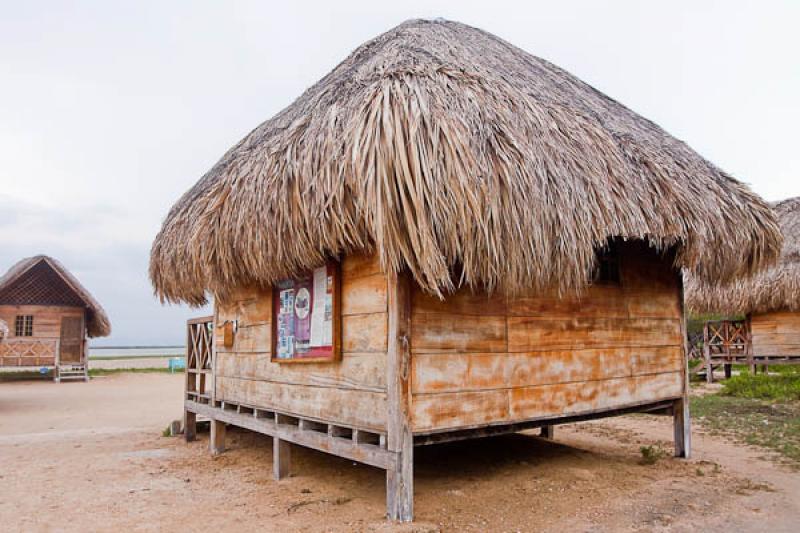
left=272, top=262, right=339, bottom=362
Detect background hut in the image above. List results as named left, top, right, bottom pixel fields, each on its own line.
left=150, top=19, right=780, bottom=521
left=687, top=197, right=799, bottom=379
left=0, top=255, right=111, bottom=381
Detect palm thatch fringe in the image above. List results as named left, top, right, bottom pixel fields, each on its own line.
left=150, top=18, right=781, bottom=306
left=687, top=197, right=799, bottom=315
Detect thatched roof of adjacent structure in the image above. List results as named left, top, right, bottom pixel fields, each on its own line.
left=687, top=197, right=800, bottom=315
left=150, top=18, right=781, bottom=306
left=0, top=255, right=111, bottom=337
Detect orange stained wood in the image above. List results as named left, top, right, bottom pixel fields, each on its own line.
left=409, top=242, right=685, bottom=433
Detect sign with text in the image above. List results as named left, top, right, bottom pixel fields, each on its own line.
left=272, top=262, right=340, bottom=362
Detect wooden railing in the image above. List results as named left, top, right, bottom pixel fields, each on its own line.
left=0, top=338, right=57, bottom=367
left=186, top=316, right=213, bottom=403
left=699, top=319, right=750, bottom=383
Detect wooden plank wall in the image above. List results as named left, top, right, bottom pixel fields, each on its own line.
left=410, top=242, right=685, bottom=433
left=0, top=304, right=85, bottom=367
left=751, top=311, right=800, bottom=357
left=214, top=254, right=390, bottom=431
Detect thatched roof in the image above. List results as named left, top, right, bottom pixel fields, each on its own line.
left=150, top=18, right=781, bottom=306
left=687, top=197, right=799, bottom=315
left=0, top=255, right=111, bottom=337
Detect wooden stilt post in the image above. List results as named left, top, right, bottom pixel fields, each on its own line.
left=184, top=410, right=197, bottom=442
left=676, top=274, right=691, bottom=458
left=673, top=398, right=691, bottom=458
left=724, top=364, right=732, bottom=380
left=273, top=437, right=291, bottom=480
left=386, top=272, right=413, bottom=522
left=210, top=419, right=226, bottom=455
left=540, top=425, right=554, bottom=439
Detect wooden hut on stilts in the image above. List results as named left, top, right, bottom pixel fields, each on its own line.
left=0, top=255, right=111, bottom=381
left=149, top=19, right=780, bottom=522
left=687, top=197, right=799, bottom=381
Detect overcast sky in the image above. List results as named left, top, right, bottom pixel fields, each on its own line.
left=1, top=1, right=798, bottom=346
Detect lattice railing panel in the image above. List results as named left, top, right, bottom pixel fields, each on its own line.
left=186, top=316, right=214, bottom=403
left=0, top=339, right=57, bottom=366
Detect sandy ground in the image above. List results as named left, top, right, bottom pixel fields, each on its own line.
left=0, top=374, right=797, bottom=532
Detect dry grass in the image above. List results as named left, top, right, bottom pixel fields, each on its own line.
left=150, top=18, right=780, bottom=305
left=687, top=197, right=800, bottom=315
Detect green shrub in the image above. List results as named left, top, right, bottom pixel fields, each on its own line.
left=639, top=445, right=667, bottom=465
left=721, top=372, right=800, bottom=401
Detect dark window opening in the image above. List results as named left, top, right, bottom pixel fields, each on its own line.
left=15, top=315, right=33, bottom=336
left=593, top=248, right=621, bottom=285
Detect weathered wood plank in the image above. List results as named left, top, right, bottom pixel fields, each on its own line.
left=413, top=286, right=507, bottom=316
left=507, top=317, right=682, bottom=352
left=750, top=311, right=800, bottom=330
left=342, top=313, right=388, bottom=353
left=507, top=372, right=682, bottom=423
left=216, top=376, right=387, bottom=431
left=508, top=286, right=628, bottom=318
left=217, top=287, right=272, bottom=327
left=411, top=313, right=507, bottom=353
left=342, top=273, right=388, bottom=316
left=215, top=323, right=271, bottom=354
left=751, top=311, right=800, bottom=358
left=410, top=346, right=683, bottom=394
left=410, top=372, right=682, bottom=432
left=625, top=291, right=681, bottom=319
left=411, top=389, right=510, bottom=432
left=342, top=252, right=383, bottom=280
left=216, top=351, right=387, bottom=391
left=751, top=344, right=800, bottom=357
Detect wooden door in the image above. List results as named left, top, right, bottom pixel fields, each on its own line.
left=59, top=316, right=83, bottom=363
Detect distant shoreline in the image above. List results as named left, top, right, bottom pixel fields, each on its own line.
left=90, top=345, right=184, bottom=349
left=89, top=346, right=186, bottom=360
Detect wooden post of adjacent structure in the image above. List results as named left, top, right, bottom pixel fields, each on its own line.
left=386, top=272, right=413, bottom=522
left=540, top=425, right=554, bottom=439
left=746, top=314, right=756, bottom=375
left=703, top=322, right=713, bottom=384
left=273, top=437, right=291, bottom=480
left=210, top=419, right=226, bottom=455
left=675, top=275, right=692, bottom=458
left=184, top=410, right=197, bottom=442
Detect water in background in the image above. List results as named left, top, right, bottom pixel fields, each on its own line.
left=90, top=346, right=185, bottom=359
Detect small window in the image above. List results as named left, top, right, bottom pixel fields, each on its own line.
left=15, top=315, right=33, bottom=337
left=593, top=248, right=620, bottom=285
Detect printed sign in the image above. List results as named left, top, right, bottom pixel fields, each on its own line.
left=272, top=262, right=338, bottom=362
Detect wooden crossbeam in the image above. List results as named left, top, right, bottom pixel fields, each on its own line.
left=185, top=400, right=394, bottom=470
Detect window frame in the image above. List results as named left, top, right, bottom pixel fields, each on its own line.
left=270, top=260, right=342, bottom=364
left=15, top=315, right=34, bottom=337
